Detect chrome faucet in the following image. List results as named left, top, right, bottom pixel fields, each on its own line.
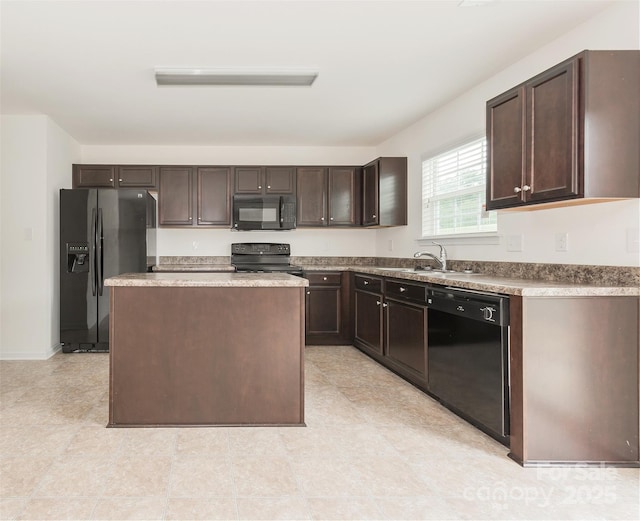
left=414, top=242, right=447, bottom=271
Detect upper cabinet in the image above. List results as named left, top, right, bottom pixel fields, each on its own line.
left=487, top=50, right=640, bottom=210
left=73, top=158, right=407, bottom=229
left=362, top=157, right=407, bottom=227
left=158, top=166, right=233, bottom=227
left=73, top=165, right=158, bottom=189
left=158, top=167, right=193, bottom=225
left=296, top=166, right=360, bottom=227
left=234, top=166, right=296, bottom=195
left=197, top=167, right=233, bottom=226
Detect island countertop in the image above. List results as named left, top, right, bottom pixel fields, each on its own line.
left=105, top=272, right=309, bottom=288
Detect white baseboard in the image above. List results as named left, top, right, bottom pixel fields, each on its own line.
left=0, top=343, right=61, bottom=360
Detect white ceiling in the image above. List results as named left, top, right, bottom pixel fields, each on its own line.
left=0, top=0, right=619, bottom=146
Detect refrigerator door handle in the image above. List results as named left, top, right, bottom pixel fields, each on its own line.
left=90, top=207, right=97, bottom=297
left=97, top=208, right=104, bottom=296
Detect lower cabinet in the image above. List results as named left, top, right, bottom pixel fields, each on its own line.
left=353, top=273, right=428, bottom=387
left=385, top=297, right=428, bottom=382
left=353, top=275, right=384, bottom=356
left=304, top=271, right=351, bottom=345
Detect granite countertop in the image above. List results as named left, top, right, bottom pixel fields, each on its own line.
left=105, top=272, right=309, bottom=288
left=342, top=266, right=639, bottom=297
left=152, top=264, right=235, bottom=272
left=148, top=263, right=638, bottom=297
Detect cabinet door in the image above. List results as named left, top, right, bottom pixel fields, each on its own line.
left=486, top=87, right=525, bottom=210
left=117, top=166, right=158, bottom=189
left=525, top=58, right=580, bottom=203
left=385, top=298, right=427, bottom=380
left=234, top=167, right=263, bottom=194
left=73, top=165, right=116, bottom=188
left=297, top=167, right=327, bottom=226
left=328, top=167, right=358, bottom=226
left=354, top=290, right=383, bottom=355
left=197, top=167, right=232, bottom=226
left=159, top=167, right=193, bottom=225
left=265, top=167, right=296, bottom=194
left=306, top=286, right=341, bottom=337
left=362, top=161, right=379, bottom=226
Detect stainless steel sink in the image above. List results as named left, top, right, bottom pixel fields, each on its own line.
left=377, top=267, right=481, bottom=276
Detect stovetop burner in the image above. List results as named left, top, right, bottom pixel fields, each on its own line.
left=231, top=243, right=303, bottom=276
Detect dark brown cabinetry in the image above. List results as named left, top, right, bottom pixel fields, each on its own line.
left=73, top=165, right=158, bottom=189
left=197, top=167, right=233, bottom=225
left=234, top=166, right=296, bottom=195
left=353, top=274, right=428, bottom=387
left=362, top=157, right=407, bottom=226
left=159, top=166, right=233, bottom=227
left=304, top=271, right=351, bottom=345
left=487, top=50, right=640, bottom=210
left=383, top=280, right=428, bottom=384
left=354, top=275, right=384, bottom=356
left=158, top=167, right=193, bottom=225
left=296, top=167, right=360, bottom=226
left=508, top=295, right=639, bottom=466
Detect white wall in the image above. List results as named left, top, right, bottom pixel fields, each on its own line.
left=375, top=1, right=640, bottom=267
left=80, top=144, right=378, bottom=258
left=0, top=115, right=79, bottom=359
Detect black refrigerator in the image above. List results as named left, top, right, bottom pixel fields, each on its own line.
left=59, top=189, right=156, bottom=352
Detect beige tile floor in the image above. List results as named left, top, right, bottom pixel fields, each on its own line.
left=1, top=345, right=638, bottom=520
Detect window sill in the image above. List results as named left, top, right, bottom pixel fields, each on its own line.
left=417, top=233, right=499, bottom=246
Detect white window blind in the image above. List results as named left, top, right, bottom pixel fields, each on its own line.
left=421, top=137, right=496, bottom=238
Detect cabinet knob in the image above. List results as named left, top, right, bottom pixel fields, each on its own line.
left=400, top=287, right=406, bottom=292
left=320, top=217, right=325, bottom=221
left=109, top=178, right=113, bottom=182
left=514, top=187, right=522, bottom=193
left=189, top=217, right=192, bottom=220
left=522, top=185, right=531, bottom=192
left=258, top=185, right=262, bottom=189
left=376, top=300, right=381, bottom=306
left=267, top=185, right=271, bottom=189
left=198, top=217, right=201, bottom=220
left=307, top=291, right=310, bottom=295
left=118, top=179, right=123, bottom=182
left=330, top=217, right=334, bottom=221
left=372, top=214, right=376, bottom=219
left=382, top=303, right=388, bottom=308
left=323, top=276, right=328, bottom=281
left=363, top=280, right=369, bottom=285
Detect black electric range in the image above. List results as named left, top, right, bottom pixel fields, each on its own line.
left=231, top=243, right=304, bottom=276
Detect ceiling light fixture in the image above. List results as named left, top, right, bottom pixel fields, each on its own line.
left=154, top=67, right=318, bottom=87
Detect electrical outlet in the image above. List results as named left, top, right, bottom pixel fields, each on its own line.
left=555, top=232, right=569, bottom=252
left=192, top=241, right=199, bottom=250
left=506, top=234, right=523, bottom=252
left=388, top=239, right=393, bottom=252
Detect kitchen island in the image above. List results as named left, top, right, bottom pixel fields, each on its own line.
left=105, top=272, right=308, bottom=427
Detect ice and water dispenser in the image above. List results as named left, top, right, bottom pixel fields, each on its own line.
left=66, top=243, right=89, bottom=273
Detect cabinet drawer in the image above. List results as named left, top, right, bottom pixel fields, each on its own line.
left=355, top=274, right=382, bottom=293
left=385, top=279, right=427, bottom=303
left=306, top=272, right=342, bottom=286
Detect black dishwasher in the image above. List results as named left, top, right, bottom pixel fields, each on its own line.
left=427, top=286, right=510, bottom=445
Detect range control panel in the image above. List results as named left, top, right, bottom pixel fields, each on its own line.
left=231, top=243, right=291, bottom=255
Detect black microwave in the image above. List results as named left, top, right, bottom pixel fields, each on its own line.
left=232, top=195, right=297, bottom=230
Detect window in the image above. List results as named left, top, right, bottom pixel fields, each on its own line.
left=421, top=136, right=496, bottom=238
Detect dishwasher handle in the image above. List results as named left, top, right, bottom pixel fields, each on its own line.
left=428, top=289, right=509, bottom=326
